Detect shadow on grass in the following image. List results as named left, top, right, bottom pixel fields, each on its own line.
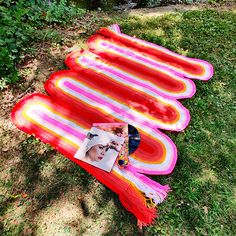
left=0, top=133, right=94, bottom=234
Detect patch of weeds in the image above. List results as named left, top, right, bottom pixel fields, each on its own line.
left=0, top=0, right=85, bottom=89
left=45, top=0, right=85, bottom=24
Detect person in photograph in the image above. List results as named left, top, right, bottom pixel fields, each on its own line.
left=83, top=133, right=120, bottom=163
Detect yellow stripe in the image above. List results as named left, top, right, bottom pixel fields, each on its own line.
left=22, top=103, right=79, bottom=149
left=65, top=67, right=180, bottom=125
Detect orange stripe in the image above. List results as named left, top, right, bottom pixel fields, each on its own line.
left=56, top=74, right=180, bottom=125
left=22, top=107, right=79, bottom=149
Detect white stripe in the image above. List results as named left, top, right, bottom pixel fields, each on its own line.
left=25, top=104, right=84, bottom=146
left=78, top=53, right=194, bottom=98
left=58, top=77, right=187, bottom=131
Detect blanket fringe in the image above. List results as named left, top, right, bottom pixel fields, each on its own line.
left=119, top=184, right=157, bottom=227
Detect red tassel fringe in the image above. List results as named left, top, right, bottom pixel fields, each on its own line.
left=119, top=184, right=157, bottom=228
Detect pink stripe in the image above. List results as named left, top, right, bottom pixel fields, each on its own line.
left=109, top=24, right=121, bottom=33
left=113, top=30, right=214, bottom=80
left=113, top=24, right=121, bottom=33
left=35, top=110, right=86, bottom=141
left=78, top=56, right=191, bottom=132
left=80, top=55, right=196, bottom=100
left=127, top=160, right=177, bottom=175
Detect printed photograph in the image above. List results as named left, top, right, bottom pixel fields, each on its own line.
left=74, top=127, right=125, bottom=172
left=93, top=123, right=129, bottom=167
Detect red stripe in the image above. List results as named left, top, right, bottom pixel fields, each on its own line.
left=45, top=70, right=166, bottom=164
left=65, top=56, right=179, bottom=124
left=98, top=27, right=204, bottom=75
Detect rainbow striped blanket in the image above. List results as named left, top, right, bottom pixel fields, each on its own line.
left=11, top=24, right=213, bottom=227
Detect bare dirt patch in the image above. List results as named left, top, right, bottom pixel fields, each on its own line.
left=35, top=185, right=116, bottom=236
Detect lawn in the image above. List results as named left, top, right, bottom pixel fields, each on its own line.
left=0, top=5, right=236, bottom=236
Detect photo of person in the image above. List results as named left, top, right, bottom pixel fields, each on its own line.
left=93, top=123, right=130, bottom=168
left=74, top=127, right=125, bottom=172
left=84, top=133, right=121, bottom=162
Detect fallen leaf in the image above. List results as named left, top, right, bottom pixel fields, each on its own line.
left=21, top=193, right=28, bottom=198
left=2, top=147, right=9, bottom=152
left=10, top=194, right=21, bottom=199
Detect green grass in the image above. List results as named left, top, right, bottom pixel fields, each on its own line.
left=118, top=9, right=236, bottom=235
left=97, top=10, right=236, bottom=235
left=0, top=8, right=236, bottom=236
left=0, top=0, right=85, bottom=88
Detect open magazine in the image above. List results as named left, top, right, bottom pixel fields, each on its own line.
left=74, top=126, right=125, bottom=172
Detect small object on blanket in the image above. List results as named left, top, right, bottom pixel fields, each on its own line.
left=128, top=124, right=140, bottom=155
left=117, top=156, right=129, bottom=168
left=74, top=126, right=125, bottom=172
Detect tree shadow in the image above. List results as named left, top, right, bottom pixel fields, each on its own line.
left=0, top=132, right=95, bottom=234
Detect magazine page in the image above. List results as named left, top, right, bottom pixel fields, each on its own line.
left=74, top=127, right=125, bottom=172
left=93, top=123, right=129, bottom=167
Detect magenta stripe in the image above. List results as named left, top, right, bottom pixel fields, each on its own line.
left=35, top=110, right=85, bottom=141
left=110, top=30, right=214, bottom=80
left=80, top=55, right=196, bottom=100
left=62, top=80, right=174, bottom=129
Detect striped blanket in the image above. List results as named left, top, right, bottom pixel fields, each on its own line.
left=11, top=24, right=213, bottom=227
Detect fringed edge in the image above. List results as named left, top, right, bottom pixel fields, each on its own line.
left=107, top=24, right=121, bottom=34
left=119, top=184, right=157, bottom=228
left=125, top=168, right=171, bottom=204
left=117, top=168, right=172, bottom=228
